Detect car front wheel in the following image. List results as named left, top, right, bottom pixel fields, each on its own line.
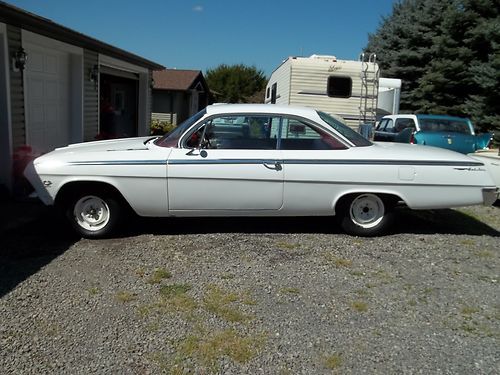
left=66, top=192, right=122, bottom=238
left=338, top=193, right=394, bottom=236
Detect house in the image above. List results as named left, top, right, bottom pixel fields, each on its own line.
left=0, top=1, right=164, bottom=194
left=152, top=69, right=211, bottom=126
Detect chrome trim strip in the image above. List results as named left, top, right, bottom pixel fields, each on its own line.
left=169, top=176, right=485, bottom=188
left=169, top=159, right=280, bottom=165
left=168, top=159, right=484, bottom=167
left=68, top=160, right=166, bottom=166
left=68, top=158, right=484, bottom=168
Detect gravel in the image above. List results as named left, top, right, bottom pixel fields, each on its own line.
left=0, top=204, right=499, bottom=374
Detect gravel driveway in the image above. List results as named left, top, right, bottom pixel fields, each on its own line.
left=1, top=204, right=499, bottom=374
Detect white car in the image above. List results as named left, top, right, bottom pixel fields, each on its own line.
left=468, top=149, right=500, bottom=205
left=24, top=104, right=498, bottom=238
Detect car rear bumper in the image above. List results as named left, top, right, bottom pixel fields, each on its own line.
left=482, top=188, right=499, bottom=206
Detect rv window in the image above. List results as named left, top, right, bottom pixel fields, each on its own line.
left=266, top=87, right=270, bottom=99
left=271, top=83, right=277, bottom=104
left=327, top=76, right=352, bottom=98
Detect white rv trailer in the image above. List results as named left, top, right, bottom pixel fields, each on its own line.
left=377, top=77, right=402, bottom=120
left=265, top=54, right=380, bottom=129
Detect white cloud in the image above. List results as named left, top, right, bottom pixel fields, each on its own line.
left=193, top=5, right=203, bottom=12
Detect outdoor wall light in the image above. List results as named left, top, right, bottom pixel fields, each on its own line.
left=89, top=64, right=99, bottom=83
left=89, top=64, right=99, bottom=90
left=12, top=47, right=27, bottom=72
left=150, top=77, right=155, bottom=89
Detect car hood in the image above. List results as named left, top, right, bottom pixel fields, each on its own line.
left=33, top=136, right=159, bottom=164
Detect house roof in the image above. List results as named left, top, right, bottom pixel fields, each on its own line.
left=0, top=1, right=164, bottom=70
left=153, top=69, right=204, bottom=91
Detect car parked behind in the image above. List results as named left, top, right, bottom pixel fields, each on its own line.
left=374, top=114, right=493, bottom=154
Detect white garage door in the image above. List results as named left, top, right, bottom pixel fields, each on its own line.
left=25, top=44, right=70, bottom=153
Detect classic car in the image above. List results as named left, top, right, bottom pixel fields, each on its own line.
left=374, top=114, right=493, bottom=154
left=24, top=104, right=498, bottom=238
left=468, top=149, right=500, bottom=205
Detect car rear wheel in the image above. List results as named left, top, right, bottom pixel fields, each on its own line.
left=337, top=193, right=394, bottom=236
left=66, top=191, right=122, bottom=238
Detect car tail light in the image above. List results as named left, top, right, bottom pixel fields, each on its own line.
left=409, top=132, right=416, bottom=144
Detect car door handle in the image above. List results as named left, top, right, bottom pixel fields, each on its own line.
left=263, top=161, right=282, bottom=171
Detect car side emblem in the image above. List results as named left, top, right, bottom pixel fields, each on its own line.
left=43, top=180, right=52, bottom=187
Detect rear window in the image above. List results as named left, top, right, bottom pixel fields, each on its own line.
left=318, top=111, right=372, bottom=147
left=419, top=118, right=472, bottom=134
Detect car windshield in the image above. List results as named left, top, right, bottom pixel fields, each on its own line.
left=155, top=109, right=207, bottom=147
left=418, top=118, right=472, bottom=134
left=317, top=111, right=372, bottom=147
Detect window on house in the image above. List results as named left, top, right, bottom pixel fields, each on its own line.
left=327, top=76, right=352, bottom=98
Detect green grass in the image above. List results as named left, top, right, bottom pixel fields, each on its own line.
left=323, top=253, right=353, bottom=268
left=324, top=353, right=343, bottom=369
left=87, top=287, right=100, bottom=295
left=158, top=283, right=197, bottom=313
left=176, top=329, right=265, bottom=370
left=350, top=300, right=368, bottom=312
left=203, top=285, right=251, bottom=323
left=275, top=241, right=299, bottom=250
left=116, top=291, right=136, bottom=303
left=280, top=287, right=300, bottom=295
left=147, top=268, right=172, bottom=284
left=461, top=306, right=480, bottom=315
left=159, top=284, right=191, bottom=298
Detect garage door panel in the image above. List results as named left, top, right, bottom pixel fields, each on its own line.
left=29, top=78, right=44, bottom=99
left=25, top=45, right=70, bottom=153
left=29, top=50, right=44, bottom=72
left=44, top=80, right=58, bottom=100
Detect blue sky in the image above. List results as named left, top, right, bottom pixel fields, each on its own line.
left=7, top=0, right=396, bottom=76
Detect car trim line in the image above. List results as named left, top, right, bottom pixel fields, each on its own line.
left=169, top=176, right=487, bottom=188
left=67, top=159, right=484, bottom=167
left=68, top=160, right=166, bottom=166
left=167, top=159, right=483, bottom=167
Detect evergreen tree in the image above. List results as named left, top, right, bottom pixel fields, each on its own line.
left=205, top=64, right=267, bottom=103
left=366, top=0, right=499, bottom=132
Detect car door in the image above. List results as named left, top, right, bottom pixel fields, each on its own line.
left=167, top=114, right=284, bottom=212
left=278, top=116, right=350, bottom=214
left=374, top=118, right=394, bottom=141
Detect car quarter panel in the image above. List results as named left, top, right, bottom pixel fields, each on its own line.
left=280, top=146, right=495, bottom=213
left=29, top=148, right=171, bottom=216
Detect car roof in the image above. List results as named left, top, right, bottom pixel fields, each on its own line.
left=205, top=103, right=319, bottom=118
left=416, top=114, right=470, bottom=121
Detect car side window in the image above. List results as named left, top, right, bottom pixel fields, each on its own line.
left=394, top=118, right=416, bottom=132
left=383, top=119, right=394, bottom=132
left=188, top=115, right=279, bottom=150
left=280, top=117, right=347, bottom=150
left=376, top=119, right=388, bottom=131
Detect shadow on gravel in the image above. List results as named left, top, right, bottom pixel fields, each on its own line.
left=128, top=206, right=499, bottom=237
left=0, top=202, right=78, bottom=298
left=392, top=207, right=499, bottom=236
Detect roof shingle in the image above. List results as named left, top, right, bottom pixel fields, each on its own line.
left=152, top=69, right=202, bottom=90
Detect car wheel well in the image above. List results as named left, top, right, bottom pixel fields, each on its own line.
left=335, top=192, right=400, bottom=213
left=55, top=181, right=129, bottom=209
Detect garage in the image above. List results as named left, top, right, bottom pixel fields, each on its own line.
left=24, top=43, right=71, bottom=153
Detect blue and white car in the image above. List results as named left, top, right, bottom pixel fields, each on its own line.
left=374, top=114, right=493, bottom=154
